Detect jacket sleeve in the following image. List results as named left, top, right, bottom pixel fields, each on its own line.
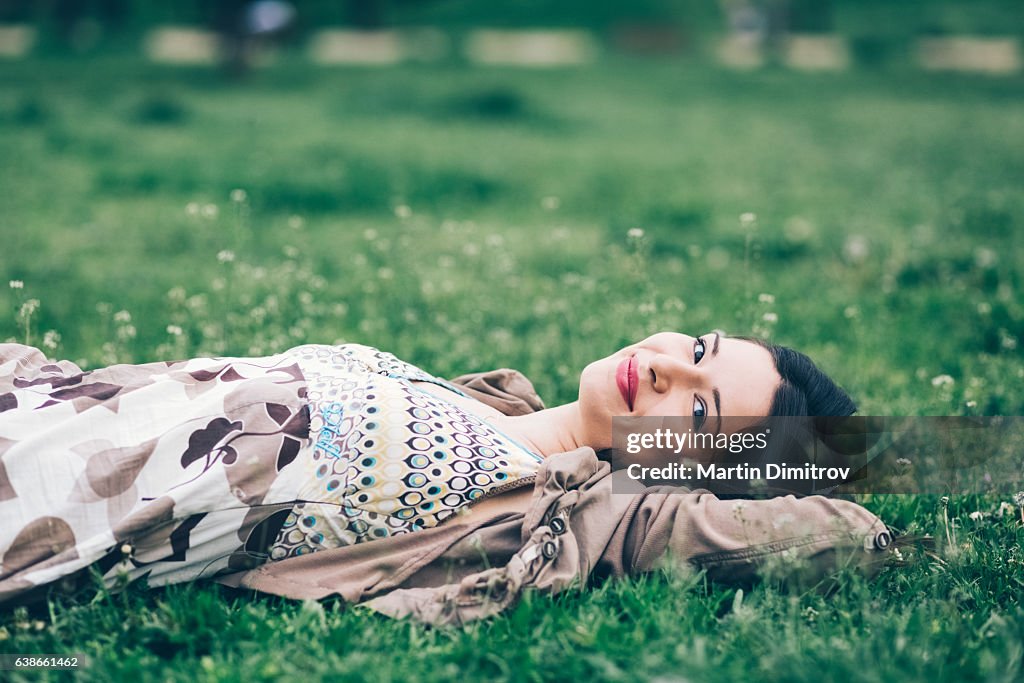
left=607, top=488, right=892, bottom=589
left=358, top=450, right=893, bottom=625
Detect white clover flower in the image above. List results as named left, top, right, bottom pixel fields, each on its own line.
left=166, top=325, right=183, bottom=336
left=201, top=203, right=218, bottom=218
left=394, top=204, right=412, bottom=218
left=968, top=511, right=986, bottom=521
left=185, top=202, right=200, bottom=216
left=843, top=235, right=869, bottom=263
left=42, top=330, right=61, bottom=350
left=229, top=188, right=247, bottom=203
left=931, top=374, right=955, bottom=388
left=363, top=228, right=378, bottom=241
left=288, top=215, right=304, bottom=229
left=895, top=457, right=912, bottom=468
left=758, top=293, right=775, bottom=304
left=762, top=312, right=778, bottom=323
left=627, top=227, right=645, bottom=239
left=19, top=299, right=39, bottom=317
left=113, top=309, right=131, bottom=323
left=8, top=280, right=23, bottom=290
left=844, top=306, right=859, bottom=319
left=740, top=212, right=757, bottom=227
left=977, top=302, right=992, bottom=315
left=217, top=250, right=235, bottom=263
left=282, top=245, right=299, bottom=259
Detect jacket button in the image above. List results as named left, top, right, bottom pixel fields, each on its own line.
left=541, top=540, right=558, bottom=559
left=549, top=517, right=566, bottom=535
left=873, top=531, right=893, bottom=550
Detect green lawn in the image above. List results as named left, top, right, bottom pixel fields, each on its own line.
left=1, top=54, right=1023, bottom=681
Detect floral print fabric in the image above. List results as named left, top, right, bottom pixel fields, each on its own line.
left=0, top=342, right=542, bottom=607
left=0, top=344, right=312, bottom=606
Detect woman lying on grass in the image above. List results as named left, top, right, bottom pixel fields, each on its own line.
left=0, top=333, right=893, bottom=624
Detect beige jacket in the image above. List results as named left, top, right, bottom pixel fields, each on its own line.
left=216, top=370, right=893, bottom=626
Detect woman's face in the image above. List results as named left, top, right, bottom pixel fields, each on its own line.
left=578, top=331, right=781, bottom=450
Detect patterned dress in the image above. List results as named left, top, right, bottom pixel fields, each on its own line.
left=268, top=344, right=543, bottom=559
left=0, top=343, right=542, bottom=607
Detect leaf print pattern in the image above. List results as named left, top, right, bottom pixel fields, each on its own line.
left=0, top=343, right=312, bottom=608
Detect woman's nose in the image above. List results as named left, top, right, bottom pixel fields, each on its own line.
left=649, top=354, right=704, bottom=392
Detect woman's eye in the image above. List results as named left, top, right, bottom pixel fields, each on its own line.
left=694, top=338, right=706, bottom=364
left=693, top=397, right=707, bottom=431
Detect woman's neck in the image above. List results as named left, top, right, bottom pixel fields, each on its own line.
left=489, top=401, right=588, bottom=457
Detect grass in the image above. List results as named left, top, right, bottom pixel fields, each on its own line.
left=1, top=53, right=1023, bottom=681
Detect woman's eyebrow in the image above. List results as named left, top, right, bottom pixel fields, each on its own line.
left=711, top=332, right=721, bottom=435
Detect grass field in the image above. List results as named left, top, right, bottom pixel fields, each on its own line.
left=1, top=54, right=1023, bottom=681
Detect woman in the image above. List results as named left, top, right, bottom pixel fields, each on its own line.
left=0, top=333, right=888, bottom=621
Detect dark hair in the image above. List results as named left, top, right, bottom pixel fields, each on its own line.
left=738, top=337, right=857, bottom=418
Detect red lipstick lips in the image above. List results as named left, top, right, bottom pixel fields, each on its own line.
left=616, top=355, right=638, bottom=411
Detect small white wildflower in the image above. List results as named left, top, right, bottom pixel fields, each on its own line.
left=9, top=280, right=23, bottom=289
left=298, top=292, right=313, bottom=305
left=19, top=298, right=39, bottom=317
left=997, top=502, right=1015, bottom=518
left=363, top=228, right=378, bottom=241
left=113, top=309, right=131, bottom=323
left=462, top=242, right=480, bottom=257
left=211, top=277, right=225, bottom=291
left=638, top=302, right=656, bottom=315
left=895, top=457, right=912, bottom=468
left=166, top=325, right=183, bottom=336
left=931, top=374, right=955, bottom=388
left=762, top=312, right=778, bottom=323
left=185, top=202, right=200, bottom=216
left=201, top=203, right=218, bottom=218
left=758, top=293, right=775, bottom=304
left=394, top=204, right=412, bottom=219
left=282, top=245, right=299, bottom=259
left=216, top=250, right=235, bottom=263
left=627, top=227, right=645, bottom=239
left=120, top=543, right=133, bottom=555
left=976, top=302, right=992, bottom=315
left=965, top=400, right=977, bottom=409
left=229, top=188, right=247, bottom=203
left=739, top=212, right=757, bottom=227
left=377, top=267, right=394, bottom=280
left=288, top=215, right=304, bottom=229
left=1000, top=332, right=1017, bottom=351
left=1014, top=492, right=1024, bottom=507
left=167, top=286, right=186, bottom=302
left=974, top=247, right=997, bottom=269
left=968, top=511, right=987, bottom=521
left=844, top=306, right=860, bottom=319
left=541, top=196, right=560, bottom=210
left=843, top=235, right=869, bottom=263
left=42, top=330, right=61, bottom=350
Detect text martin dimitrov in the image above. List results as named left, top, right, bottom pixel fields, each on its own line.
left=622, top=429, right=851, bottom=482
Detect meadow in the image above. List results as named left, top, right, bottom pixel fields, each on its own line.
left=1, top=54, right=1023, bottom=681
